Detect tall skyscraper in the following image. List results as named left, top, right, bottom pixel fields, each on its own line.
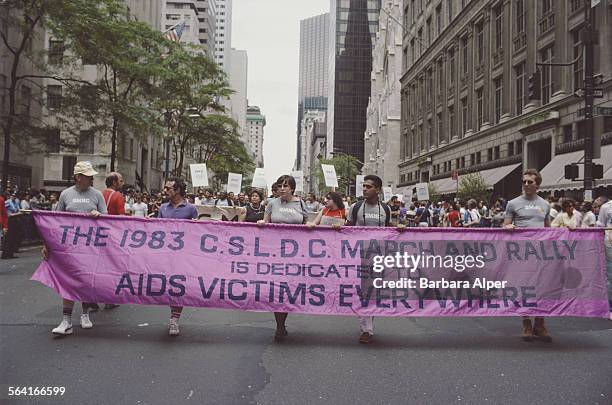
left=296, top=13, right=329, bottom=170
left=327, top=0, right=381, bottom=161
left=228, top=48, right=248, bottom=144
left=214, top=0, right=232, bottom=72
left=246, top=106, right=266, bottom=168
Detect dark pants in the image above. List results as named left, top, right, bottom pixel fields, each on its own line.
left=1, top=214, right=23, bottom=259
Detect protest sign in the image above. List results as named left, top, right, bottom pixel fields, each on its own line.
left=189, top=164, right=209, bottom=187
left=227, top=173, right=242, bottom=194
left=321, top=164, right=338, bottom=188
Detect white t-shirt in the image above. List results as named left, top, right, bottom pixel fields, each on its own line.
left=132, top=202, right=148, bottom=217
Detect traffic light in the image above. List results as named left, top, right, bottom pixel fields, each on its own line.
left=527, top=69, right=541, bottom=101
left=565, top=164, right=579, bottom=180
left=593, top=164, right=603, bottom=179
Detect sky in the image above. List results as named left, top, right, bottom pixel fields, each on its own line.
left=232, top=0, right=330, bottom=188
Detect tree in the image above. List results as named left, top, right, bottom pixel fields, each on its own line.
left=51, top=0, right=175, bottom=171
left=457, top=173, right=491, bottom=203
left=312, top=153, right=362, bottom=195
left=428, top=183, right=440, bottom=203
left=148, top=45, right=235, bottom=178
left=0, top=0, right=84, bottom=190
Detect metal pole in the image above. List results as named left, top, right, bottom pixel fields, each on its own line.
left=582, top=0, right=595, bottom=202
left=164, top=137, right=170, bottom=180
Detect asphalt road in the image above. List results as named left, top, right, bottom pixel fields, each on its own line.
left=1, top=249, right=611, bottom=405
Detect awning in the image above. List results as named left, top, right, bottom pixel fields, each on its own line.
left=479, top=163, right=521, bottom=189
left=431, top=176, right=458, bottom=195
left=539, top=144, right=612, bottom=191
left=430, top=163, right=521, bottom=195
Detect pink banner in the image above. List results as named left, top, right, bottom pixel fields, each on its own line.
left=31, top=211, right=610, bottom=318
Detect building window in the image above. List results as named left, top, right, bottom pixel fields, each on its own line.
left=418, top=28, right=423, bottom=54
left=461, top=37, right=468, bottom=75
left=79, top=130, right=94, bottom=154
left=494, top=77, right=503, bottom=123
left=20, top=85, right=31, bottom=117
left=540, top=46, right=554, bottom=104
left=447, top=0, right=453, bottom=24
left=461, top=156, right=465, bottom=168
left=48, top=40, right=65, bottom=65
left=436, top=5, right=442, bottom=36
left=448, top=47, right=455, bottom=85
left=470, top=153, right=475, bottom=166
left=47, top=129, right=60, bottom=153
left=62, top=156, right=77, bottom=181
left=47, top=85, right=62, bottom=109
left=411, top=39, right=416, bottom=62
left=508, top=141, right=514, bottom=156
left=476, top=151, right=481, bottom=164
left=516, top=139, right=522, bottom=154
left=461, top=97, right=468, bottom=134
left=426, top=17, right=432, bottom=46
left=572, top=30, right=583, bottom=91
left=494, top=145, right=500, bottom=160
left=542, top=0, right=552, bottom=13
left=437, top=112, right=443, bottom=144
left=514, top=62, right=525, bottom=115
left=515, top=0, right=526, bottom=34
left=0, top=74, right=6, bottom=114
left=437, top=61, right=443, bottom=96
left=494, top=4, right=503, bottom=50
left=488, top=148, right=493, bottom=161
left=476, top=89, right=483, bottom=130
left=448, top=105, right=455, bottom=139
left=475, top=22, right=484, bottom=64
left=562, top=124, right=572, bottom=143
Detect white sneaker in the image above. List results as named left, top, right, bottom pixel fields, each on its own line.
left=80, top=314, right=93, bottom=329
left=168, top=318, right=180, bottom=336
left=52, top=320, right=73, bottom=335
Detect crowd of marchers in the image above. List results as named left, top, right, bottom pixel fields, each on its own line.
left=2, top=161, right=611, bottom=344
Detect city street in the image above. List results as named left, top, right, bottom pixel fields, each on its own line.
left=1, top=248, right=611, bottom=405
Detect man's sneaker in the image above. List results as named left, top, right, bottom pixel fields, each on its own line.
left=359, top=332, right=374, bottom=344
left=80, top=314, right=93, bottom=329
left=52, top=320, right=73, bottom=335
left=533, top=319, right=552, bottom=342
left=168, top=319, right=180, bottom=336
left=104, top=304, right=120, bottom=309
left=521, top=319, right=533, bottom=342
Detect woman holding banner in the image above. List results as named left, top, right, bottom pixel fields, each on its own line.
left=257, top=175, right=307, bottom=341
left=309, top=191, right=346, bottom=226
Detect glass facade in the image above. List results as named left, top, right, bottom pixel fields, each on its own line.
left=328, top=0, right=380, bottom=160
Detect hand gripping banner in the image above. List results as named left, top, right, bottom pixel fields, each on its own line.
left=31, top=211, right=610, bottom=318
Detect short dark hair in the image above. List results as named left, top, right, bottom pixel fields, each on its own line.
left=276, top=175, right=296, bottom=193
left=363, top=174, right=382, bottom=189
left=250, top=190, right=264, bottom=201
left=325, top=191, right=345, bottom=209
left=105, top=172, right=120, bottom=188
left=523, top=169, right=542, bottom=186
left=166, top=177, right=187, bottom=197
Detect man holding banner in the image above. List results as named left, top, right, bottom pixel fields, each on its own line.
left=159, top=177, right=198, bottom=336
left=504, top=169, right=553, bottom=342
left=346, top=174, right=391, bottom=344
left=46, top=161, right=107, bottom=335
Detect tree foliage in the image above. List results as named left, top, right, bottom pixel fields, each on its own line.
left=312, top=153, right=362, bottom=195
left=457, top=173, right=491, bottom=203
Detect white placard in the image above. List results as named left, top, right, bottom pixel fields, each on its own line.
left=251, top=168, right=267, bottom=188
left=226, top=173, right=242, bottom=194
left=321, top=164, right=338, bottom=188
left=291, top=171, right=304, bottom=193
left=383, top=186, right=393, bottom=202
left=415, top=182, right=430, bottom=201
left=190, top=163, right=209, bottom=187
left=355, top=175, right=365, bottom=197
